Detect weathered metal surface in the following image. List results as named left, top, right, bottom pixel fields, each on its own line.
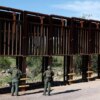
left=25, top=11, right=49, bottom=56
left=81, top=55, right=93, bottom=81
left=0, top=6, right=100, bottom=56
left=0, top=6, right=23, bottom=56
left=66, top=55, right=75, bottom=84
left=97, top=55, right=100, bottom=78
left=50, top=15, right=72, bottom=55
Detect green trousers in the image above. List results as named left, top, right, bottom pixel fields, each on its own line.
left=44, top=81, right=51, bottom=95
left=11, top=81, right=19, bottom=96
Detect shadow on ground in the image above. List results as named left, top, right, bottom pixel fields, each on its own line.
left=20, top=89, right=81, bottom=96
left=52, top=89, right=81, bottom=96
left=0, top=76, right=97, bottom=94
left=0, top=81, right=67, bottom=94
left=20, top=90, right=44, bottom=96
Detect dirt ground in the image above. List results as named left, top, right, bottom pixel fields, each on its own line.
left=1, top=79, right=100, bottom=100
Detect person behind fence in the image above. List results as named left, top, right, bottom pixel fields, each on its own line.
left=43, top=65, right=54, bottom=96
left=7, top=66, right=22, bottom=96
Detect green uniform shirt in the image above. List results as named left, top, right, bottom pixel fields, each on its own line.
left=43, top=69, right=54, bottom=82
left=8, top=67, right=22, bottom=82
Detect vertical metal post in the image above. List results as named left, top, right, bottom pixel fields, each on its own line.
left=81, top=55, right=93, bottom=81
left=22, top=11, right=28, bottom=55
left=12, top=13, right=16, bottom=55
left=48, top=16, right=53, bottom=55
left=66, top=55, right=75, bottom=85
left=16, top=56, right=27, bottom=91
left=4, top=21, right=6, bottom=55
left=82, top=55, right=88, bottom=81
left=0, top=20, right=2, bottom=55
left=40, top=17, right=44, bottom=55
left=61, top=20, right=64, bottom=55
left=63, top=56, right=67, bottom=82
left=87, top=55, right=93, bottom=81
left=97, top=55, right=100, bottom=78
left=42, top=56, right=52, bottom=82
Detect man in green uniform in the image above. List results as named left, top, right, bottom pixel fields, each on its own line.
left=43, top=65, right=54, bottom=96
left=7, top=67, right=22, bottom=96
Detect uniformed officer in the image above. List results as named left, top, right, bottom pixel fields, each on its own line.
left=43, top=65, right=54, bottom=96
left=7, top=67, right=22, bottom=96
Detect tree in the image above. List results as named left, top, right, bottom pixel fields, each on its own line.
left=0, top=57, right=11, bottom=70
left=81, top=13, right=92, bottom=19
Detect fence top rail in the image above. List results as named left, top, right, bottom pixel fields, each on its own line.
left=24, top=11, right=49, bottom=18
left=72, top=17, right=100, bottom=23
left=89, top=19, right=100, bottom=23
left=72, top=17, right=89, bottom=22
left=50, top=14, right=70, bottom=20
left=0, top=6, right=23, bottom=13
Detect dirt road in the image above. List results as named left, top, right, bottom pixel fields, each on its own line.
left=1, top=79, right=100, bottom=100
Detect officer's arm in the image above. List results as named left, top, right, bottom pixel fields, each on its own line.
left=7, top=69, right=12, bottom=74
left=43, top=71, right=46, bottom=76
left=19, top=70, right=22, bottom=76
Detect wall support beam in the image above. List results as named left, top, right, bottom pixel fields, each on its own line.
left=82, top=55, right=93, bottom=82
left=98, top=55, right=100, bottom=78
left=63, top=56, right=67, bottom=82
left=16, top=56, right=27, bottom=91
left=42, top=56, right=52, bottom=82
left=64, top=55, right=75, bottom=85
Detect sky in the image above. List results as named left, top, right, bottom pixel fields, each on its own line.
left=0, top=0, right=100, bottom=20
